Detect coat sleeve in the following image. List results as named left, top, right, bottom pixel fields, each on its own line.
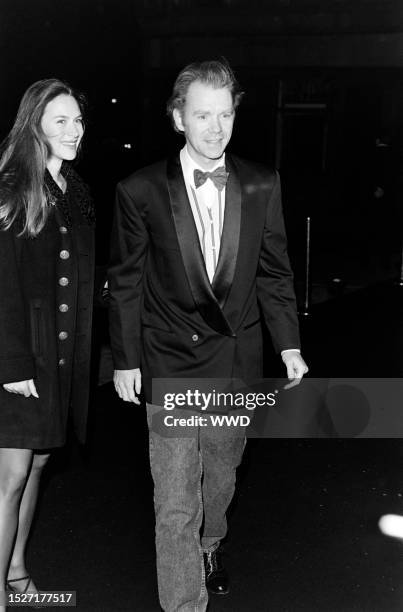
left=256, top=170, right=301, bottom=353
left=108, top=181, right=149, bottom=370
left=0, top=228, right=36, bottom=384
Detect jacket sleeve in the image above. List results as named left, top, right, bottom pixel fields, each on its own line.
left=0, top=228, right=36, bottom=384
left=108, top=181, right=149, bottom=370
left=256, top=170, right=301, bottom=353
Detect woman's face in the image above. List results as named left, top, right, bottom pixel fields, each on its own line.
left=40, top=94, right=84, bottom=164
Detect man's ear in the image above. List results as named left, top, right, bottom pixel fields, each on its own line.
left=173, top=108, right=185, bottom=132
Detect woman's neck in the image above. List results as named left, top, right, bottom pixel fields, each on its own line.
left=46, top=158, right=66, bottom=192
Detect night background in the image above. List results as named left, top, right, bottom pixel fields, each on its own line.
left=2, top=0, right=403, bottom=286
left=2, top=2, right=403, bottom=611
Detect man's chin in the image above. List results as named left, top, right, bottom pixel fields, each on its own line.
left=204, top=147, right=226, bottom=161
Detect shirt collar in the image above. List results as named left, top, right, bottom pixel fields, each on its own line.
left=180, top=145, right=226, bottom=188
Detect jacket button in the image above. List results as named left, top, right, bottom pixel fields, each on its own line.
left=192, top=334, right=198, bottom=342
left=58, top=358, right=66, bottom=366
left=58, top=331, right=68, bottom=340
left=59, top=226, right=68, bottom=234
left=59, top=277, right=69, bottom=286
left=60, top=250, right=70, bottom=259
left=59, top=304, right=69, bottom=313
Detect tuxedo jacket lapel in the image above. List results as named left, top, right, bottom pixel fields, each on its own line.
left=212, top=154, right=241, bottom=308
left=166, top=156, right=235, bottom=336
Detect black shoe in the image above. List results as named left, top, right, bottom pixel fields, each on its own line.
left=204, top=545, right=229, bottom=595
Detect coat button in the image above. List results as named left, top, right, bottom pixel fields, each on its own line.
left=60, top=250, right=70, bottom=259
left=192, top=334, right=198, bottom=342
left=59, top=304, right=69, bottom=313
left=59, top=277, right=69, bottom=286
left=58, top=358, right=66, bottom=366
left=59, top=226, right=68, bottom=234
left=58, top=331, right=68, bottom=340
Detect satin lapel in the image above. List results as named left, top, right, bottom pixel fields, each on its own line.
left=166, top=156, right=234, bottom=336
left=212, top=154, right=241, bottom=308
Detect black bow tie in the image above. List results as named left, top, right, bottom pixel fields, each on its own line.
left=193, top=166, right=229, bottom=191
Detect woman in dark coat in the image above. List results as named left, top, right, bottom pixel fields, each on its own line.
left=0, top=79, right=95, bottom=606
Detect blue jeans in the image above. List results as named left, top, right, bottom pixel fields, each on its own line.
left=147, top=404, right=246, bottom=612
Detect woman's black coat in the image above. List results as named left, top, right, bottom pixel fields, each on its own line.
left=0, top=167, right=95, bottom=449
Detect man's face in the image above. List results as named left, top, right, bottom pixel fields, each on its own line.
left=173, top=81, right=235, bottom=170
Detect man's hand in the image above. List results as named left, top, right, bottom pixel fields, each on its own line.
left=113, top=368, right=142, bottom=404
left=3, top=379, right=39, bottom=398
left=281, top=351, right=308, bottom=389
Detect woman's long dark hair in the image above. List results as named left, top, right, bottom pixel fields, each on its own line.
left=0, top=78, right=86, bottom=237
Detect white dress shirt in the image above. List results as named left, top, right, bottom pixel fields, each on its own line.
left=180, top=146, right=225, bottom=283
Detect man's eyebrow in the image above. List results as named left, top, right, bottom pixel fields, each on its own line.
left=192, top=108, right=233, bottom=115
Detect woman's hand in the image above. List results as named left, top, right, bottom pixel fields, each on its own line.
left=3, top=379, right=39, bottom=398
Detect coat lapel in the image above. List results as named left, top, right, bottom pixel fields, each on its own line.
left=166, top=155, right=235, bottom=337
left=212, top=154, right=241, bottom=308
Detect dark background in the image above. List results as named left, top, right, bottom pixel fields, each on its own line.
left=2, top=0, right=403, bottom=297
left=2, top=5, right=403, bottom=610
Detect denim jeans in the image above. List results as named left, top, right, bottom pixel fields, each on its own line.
left=147, top=404, right=246, bottom=612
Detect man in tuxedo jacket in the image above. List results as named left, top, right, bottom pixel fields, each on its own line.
left=108, top=60, right=308, bottom=612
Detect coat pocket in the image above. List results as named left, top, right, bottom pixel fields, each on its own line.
left=30, top=300, right=44, bottom=358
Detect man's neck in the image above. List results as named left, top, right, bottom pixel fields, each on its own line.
left=185, top=146, right=224, bottom=171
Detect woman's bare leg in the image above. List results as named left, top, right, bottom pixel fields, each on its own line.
left=0, top=448, right=33, bottom=612
left=7, top=452, right=50, bottom=591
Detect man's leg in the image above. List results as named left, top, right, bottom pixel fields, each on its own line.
left=147, top=404, right=208, bottom=612
left=200, top=423, right=246, bottom=595
left=200, top=426, right=246, bottom=551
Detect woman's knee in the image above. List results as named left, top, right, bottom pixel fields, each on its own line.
left=0, top=452, right=32, bottom=499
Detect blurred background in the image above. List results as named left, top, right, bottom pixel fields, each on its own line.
left=2, top=0, right=403, bottom=303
